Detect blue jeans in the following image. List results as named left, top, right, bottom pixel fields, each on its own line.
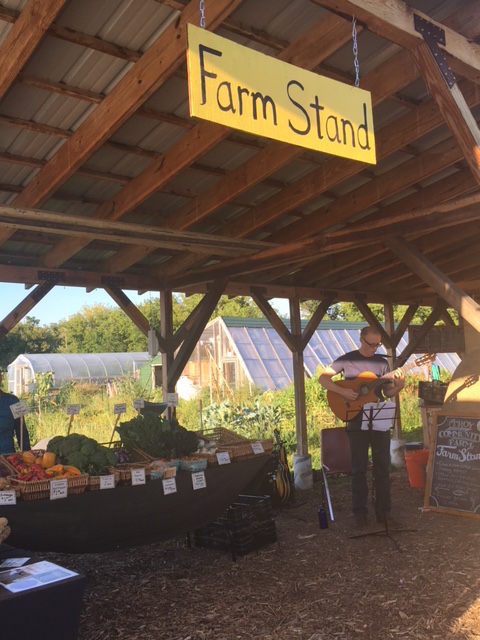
left=346, top=429, right=391, bottom=517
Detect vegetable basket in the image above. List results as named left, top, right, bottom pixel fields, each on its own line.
left=179, top=457, right=208, bottom=472
left=225, top=439, right=274, bottom=461
left=0, top=454, right=17, bottom=475
left=11, top=473, right=89, bottom=501
left=116, top=462, right=151, bottom=483
left=196, top=427, right=249, bottom=445
left=87, top=467, right=120, bottom=491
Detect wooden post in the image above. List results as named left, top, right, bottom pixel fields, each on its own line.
left=160, top=289, right=175, bottom=420
left=384, top=302, right=402, bottom=439
left=289, top=298, right=307, bottom=456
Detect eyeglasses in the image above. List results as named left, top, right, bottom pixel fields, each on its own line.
left=362, top=337, right=382, bottom=349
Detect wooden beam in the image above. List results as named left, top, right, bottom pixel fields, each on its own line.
left=0, top=205, right=273, bottom=256
left=299, top=296, right=335, bottom=351
left=410, top=43, right=480, bottom=184
left=251, top=290, right=298, bottom=352
left=0, top=281, right=57, bottom=339
left=0, top=0, right=67, bottom=100
left=8, top=0, right=242, bottom=215
left=312, top=0, right=480, bottom=79
left=394, top=301, right=447, bottom=367
left=386, top=237, right=480, bottom=333
left=353, top=297, right=393, bottom=349
left=103, top=285, right=167, bottom=354
left=394, top=304, right=419, bottom=346
left=166, top=282, right=224, bottom=388
left=86, top=13, right=356, bottom=275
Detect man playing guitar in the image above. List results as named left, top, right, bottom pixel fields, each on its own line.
left=318, top=326, right=405, bottom=530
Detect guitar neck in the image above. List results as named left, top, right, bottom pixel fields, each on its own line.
left=363, top=360, right=417, bottom=393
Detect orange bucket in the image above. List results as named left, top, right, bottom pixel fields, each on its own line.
left=404, top=449, right=430, bottom=489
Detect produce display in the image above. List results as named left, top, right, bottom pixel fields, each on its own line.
left=116, top=413, right=198, bottom=459
left=47, top=434, right=117, bottom=475
left=5, top=451, right=82, bottom=481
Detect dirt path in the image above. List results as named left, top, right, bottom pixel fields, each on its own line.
left=43, top=470, right=480, bottom=640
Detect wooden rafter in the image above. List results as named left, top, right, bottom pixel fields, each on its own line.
left=0, top=0, right=67, bottom=100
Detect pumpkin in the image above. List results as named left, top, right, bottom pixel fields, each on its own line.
left=41, top=452, right=56, bottom=469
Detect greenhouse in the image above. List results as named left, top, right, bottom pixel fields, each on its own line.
left=7, top=352, right=151, bottom=396
left=184, top=317, right=461, bottom=393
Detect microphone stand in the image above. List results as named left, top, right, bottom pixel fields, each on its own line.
left=349, top=403, right=416, bottom=551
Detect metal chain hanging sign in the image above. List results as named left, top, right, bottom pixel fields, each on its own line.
left=352, top=17, right=360, bottom=87
left=186, top=25, right=376, bottom=164
left=199, top=0, right=205, bottom=28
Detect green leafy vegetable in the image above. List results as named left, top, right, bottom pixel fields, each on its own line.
left=116, top=412, right=198, bottom=459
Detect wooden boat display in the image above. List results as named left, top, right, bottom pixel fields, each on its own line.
left=5, top=456, right=271, bottom=554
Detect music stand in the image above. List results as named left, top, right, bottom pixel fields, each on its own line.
left=348, top=402, right=417, bottom=550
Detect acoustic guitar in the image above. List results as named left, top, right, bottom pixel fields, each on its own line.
left=273, top=428, right=291, bottom=503
left=327, top=353, right=436, bottom=421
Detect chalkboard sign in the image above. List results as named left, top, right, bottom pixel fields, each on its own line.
left=425, top=412, right=480, bottom=518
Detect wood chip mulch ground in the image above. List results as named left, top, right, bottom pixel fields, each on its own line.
left=42, top=469, right=480, bottom=640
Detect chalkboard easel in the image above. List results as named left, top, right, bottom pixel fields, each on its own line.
left=424, top=411, right=480, bottom=519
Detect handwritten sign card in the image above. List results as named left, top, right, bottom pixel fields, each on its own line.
left=9, top=401, right=28, bottom=419
left=50, top=478, right=68, bottom=501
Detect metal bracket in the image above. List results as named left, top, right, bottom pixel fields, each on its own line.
left=414, top=14, right=456, bottom=88
left=37, top=270, right=65, bottom=283
left=101, top=275, right=125, bottom=287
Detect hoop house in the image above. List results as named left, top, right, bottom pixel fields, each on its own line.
left=7, top=353, right=151, bottom=396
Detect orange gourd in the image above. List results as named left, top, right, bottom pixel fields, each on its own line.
left=41, top=452, right=56, bottom=469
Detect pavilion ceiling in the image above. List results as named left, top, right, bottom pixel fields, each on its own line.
left=1, top=0, right=480, bottom=308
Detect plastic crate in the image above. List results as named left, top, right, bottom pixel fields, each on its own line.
left=418, top=381, right=448, bottom=405
left=194, top=494, right=276, bottom=560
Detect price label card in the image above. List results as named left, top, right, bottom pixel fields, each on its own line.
left=99, top=475, right=116, bottom=490
left=50, top=478, right=68, bottom=500
left=0, top=490, right=16, bottom=505
left=192, top=471, right=207, bottom=490
left=10, top=401, right=28, bottom=419
left=133, top=398, right=145, bottom=410
left=162, top=477, right=177, bottom=495
left=113, top=403, right=127, bottom=415
left=131, top=468, right=146, bottom=486
left=167, top=392, right=179, bottom=406
left=66, top=404, right=80, bottom=416
left=251, top=442, right=265, bottom=455
left=216, top=451, right=231, bottom=465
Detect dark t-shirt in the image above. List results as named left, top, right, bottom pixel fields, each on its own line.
left=329, top=350, right=390, bottom=430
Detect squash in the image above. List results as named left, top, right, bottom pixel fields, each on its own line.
left=22, top=451, right=36, bottom=465
left=64, top=465, right=81, bottom=476
left=45, top=464, right=65, bottom=477
left=41, top=452, right=56, bottom=469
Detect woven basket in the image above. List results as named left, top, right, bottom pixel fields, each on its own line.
left=87, top=467, right=120, bottom=491
left=116, top=462, right=151, bottom=483
left=0, top=454, right=16, bottom=475
left=197, top=427, right=249, bottom=445
left=221, top=438, right=274, bottom=462
left=11, top=473, right=89, bottom=501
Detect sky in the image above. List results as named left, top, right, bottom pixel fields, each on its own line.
left=0, top=283, right=289, bottom=326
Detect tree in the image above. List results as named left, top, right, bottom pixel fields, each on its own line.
left=0, top=316, right=62, bottom=369
left=58, top=304, right=147, bottom=353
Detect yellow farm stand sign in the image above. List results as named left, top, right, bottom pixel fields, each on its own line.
left=186, top=25, right=376, bottom=164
